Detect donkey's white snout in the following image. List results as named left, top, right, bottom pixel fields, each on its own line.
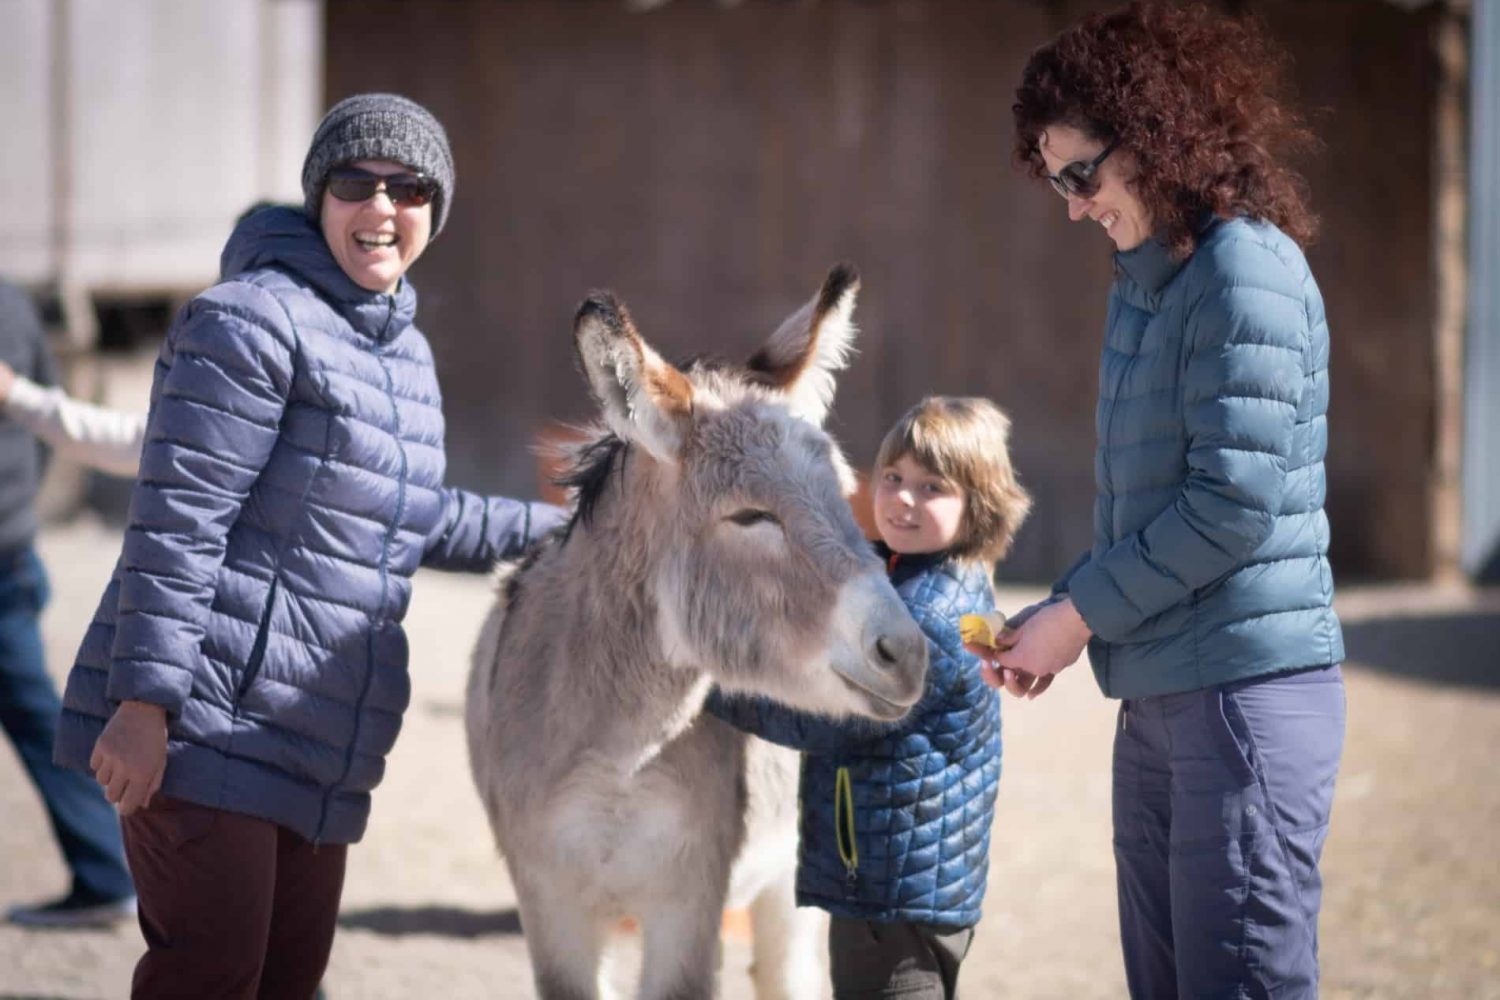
left=863, top=617, right=927, bottom=701
left=827, top=573, right=929, bottom=721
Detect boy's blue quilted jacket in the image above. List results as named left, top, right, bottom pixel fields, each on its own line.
left=1061, top=217, right=1344, bottom=699
left=54, top=206, right=562, bottom=844
left=707, top=545, right=1001, bottom=930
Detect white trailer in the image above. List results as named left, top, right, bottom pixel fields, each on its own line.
left=1, top=0, right=322, bottom=342
left=1, top=0, right=321, bottom=509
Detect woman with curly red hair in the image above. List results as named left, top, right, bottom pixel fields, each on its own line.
left=976, top=4, right=1347, bottom=996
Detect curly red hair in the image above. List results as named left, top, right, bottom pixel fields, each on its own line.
left=1013, top=1, right=1319, bottom=257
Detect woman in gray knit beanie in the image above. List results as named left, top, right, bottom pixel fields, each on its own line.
left=302, top=92, right=456, bottom=237
left=64, top=92, right=566, bottom=997
left=299, top=92, right=456, bottom=295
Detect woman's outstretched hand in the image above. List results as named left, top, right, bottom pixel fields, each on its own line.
left=979, top=657, right=1056, bottom=699
left=91, top=700, right=168, bottom=816
left=985, top=598, right=1091, bottom=698
left=968, top=598, right=1091, bottom=699
left=964, top=623, right=1045, bottom=698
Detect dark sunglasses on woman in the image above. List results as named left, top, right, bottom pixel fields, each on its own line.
left=1046, top=139, right=1119, bottom=200
left=327, top=167, right=437, bottom=207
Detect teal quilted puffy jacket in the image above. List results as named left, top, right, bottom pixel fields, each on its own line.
left=1061, top=216, right=1344, bottom=699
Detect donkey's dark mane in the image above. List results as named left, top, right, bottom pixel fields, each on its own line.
left=556, top=353, right=765, bottom=537
left=554, top=354, right=777, bottom=549
left=556, top=432, right=629, bottom=543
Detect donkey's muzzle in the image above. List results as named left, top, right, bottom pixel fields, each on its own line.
left=841, top=622, right=927, bottom=721
left=861, top=619, right=928, bottom=706
left=828, top=572, right=929, bottom=721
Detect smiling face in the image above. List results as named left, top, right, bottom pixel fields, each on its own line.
left=872, top=453, right=966, bottom=556
left=1039, top=125, right=1153, bottom=251
left=320, top=159, right=433, bottom=293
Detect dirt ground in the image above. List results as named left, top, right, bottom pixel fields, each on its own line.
left=2, top=516, right=1498, bottom=999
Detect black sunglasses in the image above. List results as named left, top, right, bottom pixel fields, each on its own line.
left=1045, top=139, right=1119, bottom=200
left=327, top=167, right=437, bottom=207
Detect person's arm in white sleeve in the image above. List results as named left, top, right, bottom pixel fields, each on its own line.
left=0, top=361, right=145, bottom=478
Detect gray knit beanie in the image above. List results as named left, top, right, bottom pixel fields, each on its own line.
left=301, top=93, right=455, bottom=237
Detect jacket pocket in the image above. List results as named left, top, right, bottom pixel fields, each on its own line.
left=236, top=577, right=279, bottom=703
left=834, top=766, right=859, bottom=884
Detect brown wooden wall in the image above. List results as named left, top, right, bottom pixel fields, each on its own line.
left=327, top=0, right=1437, bottom=582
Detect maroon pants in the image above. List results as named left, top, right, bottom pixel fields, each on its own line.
left=121, top=797, right=347, bottom=1000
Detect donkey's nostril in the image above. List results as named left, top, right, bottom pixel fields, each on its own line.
left=875, top=636, right=899, bottom=666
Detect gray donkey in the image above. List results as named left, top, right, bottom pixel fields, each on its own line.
left=466, top=267, right=929, bottom=1000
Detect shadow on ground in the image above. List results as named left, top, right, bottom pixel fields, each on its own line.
left=338, top=905, right=523, bottom=939
left=1343, top=610, right=1500, bottom=690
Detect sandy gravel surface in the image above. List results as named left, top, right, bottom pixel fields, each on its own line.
left=2, top=516, right=1497, bottom=999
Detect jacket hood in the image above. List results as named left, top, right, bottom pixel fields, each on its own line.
left=219, top=204, right=418, bottom=343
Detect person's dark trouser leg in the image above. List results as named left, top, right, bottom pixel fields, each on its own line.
left=256, top=824, right=347, bottom=1000
left=919, top=923, right=974, bottom=999
left=0, top=548, right=133, bottom=901
left=1113, top=698, right=1177, bottom=999
left=1167, top=667, right=1345, bottom=999
left=829, top=916, right=974, bottom=999
left=123, top=798, right=279, bottom=1000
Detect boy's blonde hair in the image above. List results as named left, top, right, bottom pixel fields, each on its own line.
left=874, top=396, right=1032, bottom=564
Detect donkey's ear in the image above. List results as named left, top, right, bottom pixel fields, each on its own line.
left=746, top=264, right=859, bottom=426
left=574, top=292, right=693, bottom=463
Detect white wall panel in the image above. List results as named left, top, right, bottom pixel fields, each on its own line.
left=0, top=0, right=322, bottom=293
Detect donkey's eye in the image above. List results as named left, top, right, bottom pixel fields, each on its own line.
left=727, top=508, right=780, bottom=528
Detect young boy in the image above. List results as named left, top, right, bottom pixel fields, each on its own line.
left=707, top=395, right=1031, bottom=999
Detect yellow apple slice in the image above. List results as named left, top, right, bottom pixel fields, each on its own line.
left=959, top=611, right=1009, bottom=650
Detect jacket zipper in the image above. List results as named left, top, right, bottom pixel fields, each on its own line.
left=834, top=766, right=859, bottom=892
left=1097, top=305, right=1141, bottom=697
left=316, top=299, right=404, bottom=843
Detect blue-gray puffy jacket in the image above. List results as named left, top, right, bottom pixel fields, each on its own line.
left=707, top=546, right=1001, bottom=930
left=1060, top=217, right=1344, bottom=699
left=55, top=206, right=564, bottom=844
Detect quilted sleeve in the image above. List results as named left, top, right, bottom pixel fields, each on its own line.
left=421, top=489, right=568, bottom=571
left=703, top=688, right=895, bottom=753
left=1050, top=549, right=1090, bottom=598
left=105, top=284, right=295, bottom=714
left=1068, top=238, right=1305, bottom=641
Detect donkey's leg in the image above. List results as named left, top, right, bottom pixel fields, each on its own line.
left=748, top=870, right=828, bottom=1000
left=514, top=880, right=615, bottom=1000
left=636, top=899, right=724, bottom=1000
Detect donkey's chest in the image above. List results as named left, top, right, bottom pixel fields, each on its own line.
left=540, top=730, right=745, bottom=906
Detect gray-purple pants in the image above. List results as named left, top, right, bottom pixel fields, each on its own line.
left=1113, top=665, right=1345, bottom=999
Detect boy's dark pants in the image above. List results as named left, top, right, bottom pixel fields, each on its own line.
left=829, top=916, right=975, bottom=999
left=0, top=546, right=134, bottom=902
left=1113, top=665, right=1345, bottom=999
left=122, top=796, right=346, bottom=1000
